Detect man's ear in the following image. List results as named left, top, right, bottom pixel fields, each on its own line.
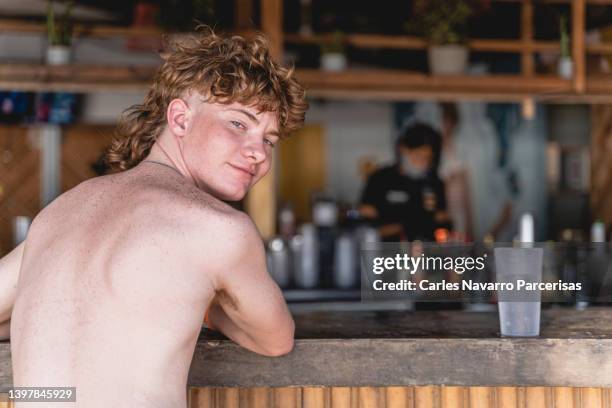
left=167, top=98, right=190, bottom=137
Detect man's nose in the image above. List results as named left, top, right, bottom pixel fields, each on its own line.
left=241, top=139, right=266, bottom=163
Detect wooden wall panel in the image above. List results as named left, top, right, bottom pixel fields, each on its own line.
left=495, top=387, right=516, bottom=408
left=387, top=386, right=412, bottom=408
left=554, top=388, right=576, bottom=408
left=278, top=125, right=326, bottom=224
left=272, top=387, right=299, bottom=408
left=0, top=125, right=40, bottom=256
left=331, top=387, right=352, bottom=408
left=0, top=124, right=114, bottom=256
left=60, top=125, right=114, bottom=192
left=188, top=387, right=612, bottom=408
left=302, top=387, right=326, bottom=407
left=590, top=105, right=612, bottom=231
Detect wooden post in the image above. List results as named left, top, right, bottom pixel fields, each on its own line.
left=272, top=387, right=299, bottom=408
left=581, top=388, right=603, bottom=408
left=441, top=386, right=465, bottom=408
left=415, top=386, right=440, bottom=408
left=553, top=387, right=576, bottom=408
left=260, top=0, right=283, bottom=58
left=244, top=387, right=270, bottom=408
left=188, top=387, right=214, bottom=408
left=302, top=387, right=326, bottom=407
left=590, top=105, right=612, bottom=235
left=234, top=0, right=254, bottom=30
left=468, top=387, right=494, bottom=408
left=496, top=387, right=518, bottom=408
left=525, top=387, right=552, bottom=408
left=358, top=387, right=382, bottom=408
left=330, top=387, right=352, bottom=408
left=387, top=386, right=411, bottom=408
left=245, top=0, right=283, bottom=240
left=572, top=0, right=586, bottom=93
left=521, top=0, right=534, bottom=76
left=218, top=388, right=239, bottom=408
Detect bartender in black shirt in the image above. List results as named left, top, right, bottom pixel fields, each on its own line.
left=359, top=123, right=450, bottom=241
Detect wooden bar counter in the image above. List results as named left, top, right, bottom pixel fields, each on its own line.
left=1, top=307, right=611, bottom=407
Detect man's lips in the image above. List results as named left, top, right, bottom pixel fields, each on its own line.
left=228, top=163, right=255, bottom=178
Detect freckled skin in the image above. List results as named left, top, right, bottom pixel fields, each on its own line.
left=7, top=99, right=295, bottom=407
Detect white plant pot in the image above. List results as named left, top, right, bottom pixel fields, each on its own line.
left=320, top=53, right=347, bottom=72
left=428, top=45, right=468, bottom=75
left=46, top=45, right=72, bottom=65
left=558, top=56, right=573, bottom=79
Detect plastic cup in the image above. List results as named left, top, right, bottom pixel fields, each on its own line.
left=494, top=247, right=543, bottom=337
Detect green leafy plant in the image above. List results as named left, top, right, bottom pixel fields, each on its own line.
left=407, top=0, right=473, bottom=45
left=47, top=0, right=74, bottom=46
left=560, top=15, right=571, bottom=58
left=320, top=31, right=346, bottom=55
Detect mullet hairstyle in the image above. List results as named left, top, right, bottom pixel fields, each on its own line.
left=105, top=26, right=308, bottom=172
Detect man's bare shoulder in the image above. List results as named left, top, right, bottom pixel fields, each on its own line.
left=115, top=170, right=263, bottom=254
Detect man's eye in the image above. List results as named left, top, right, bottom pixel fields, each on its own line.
left=264, top=139, right=276, bottom=148
left=231, top=120, right=245, bottom=129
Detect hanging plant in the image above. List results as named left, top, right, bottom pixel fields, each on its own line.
left=47, top=0, right=74, bottom=46
left=406, top=0, right=474, bottom=45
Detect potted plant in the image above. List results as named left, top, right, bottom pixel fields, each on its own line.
left=319, top=31, right=347, bottom=72
left=558, top=15, right=573, bottom=79
left=46, top=0, right=74, bottom=65
left=408, top=0, right=473, bottom=75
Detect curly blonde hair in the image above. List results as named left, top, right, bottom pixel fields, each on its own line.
left=105, top=27, right=308, bottom=171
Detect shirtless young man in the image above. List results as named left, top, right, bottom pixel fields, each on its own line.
left=0, top=29, right=308, bottom=407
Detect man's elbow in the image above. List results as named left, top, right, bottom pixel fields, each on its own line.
left=260, top=321, right=295, bottom=357
left=261, top=336, right=294, bottom=357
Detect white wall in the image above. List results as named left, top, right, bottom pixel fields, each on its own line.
left=306, top=101, right=396, bottom=205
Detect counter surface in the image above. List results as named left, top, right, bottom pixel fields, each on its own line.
left=1, top=307, right=611, bottom=390
left=189, top=307, right=612, bottom=388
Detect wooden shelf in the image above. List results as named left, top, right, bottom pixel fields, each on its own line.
left=0, top=19, right=164, bottom=39
left=2, top=63, right=612, bottom=102
left=295, top=68, right=577, bottom=102
left=0, top=63, right=156, bottom=92
left=0, top=19, right=256, bottom=40
left=285, top=33, right=560, bottom=53
left=586, top=43, right=612, bottom=54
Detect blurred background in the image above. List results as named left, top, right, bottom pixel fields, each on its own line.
left=0, top=0, right=611, bottom=311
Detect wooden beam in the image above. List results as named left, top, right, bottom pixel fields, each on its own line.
left=244, top=0, right=283, bottom=240
left=521, top=0, right=534, bottom=76
left=7, top=64, right=612, bottom=103
left=590, top=105, right=612, bottom=228
left=260, top=0, right=283, bottom=59
left=285, top=33, right=560, bottom=53
left=234, top=0, right=254, bottom=30
left=586, top=43, right=612, bottom=54
left=572, top=0, right=586, bottom=93
left=0, top=19, right=163, bottom=38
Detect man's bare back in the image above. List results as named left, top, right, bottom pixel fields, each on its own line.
left=1, top=29, right=306, bottom=407
left=11, top=164, right=235, bottom=407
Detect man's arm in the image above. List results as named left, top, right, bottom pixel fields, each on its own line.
left=204, top=213, right=294, bottom=357
left=0, top=242, right=25, bottom=340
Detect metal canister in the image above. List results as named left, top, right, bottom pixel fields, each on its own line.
left=13, top=216, right=31, bottom=246
left=266, top=237, right=291, bottom=288
left=333, top=232, right=357, bottom=289
left=291, top=224, right=319, bottom=289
